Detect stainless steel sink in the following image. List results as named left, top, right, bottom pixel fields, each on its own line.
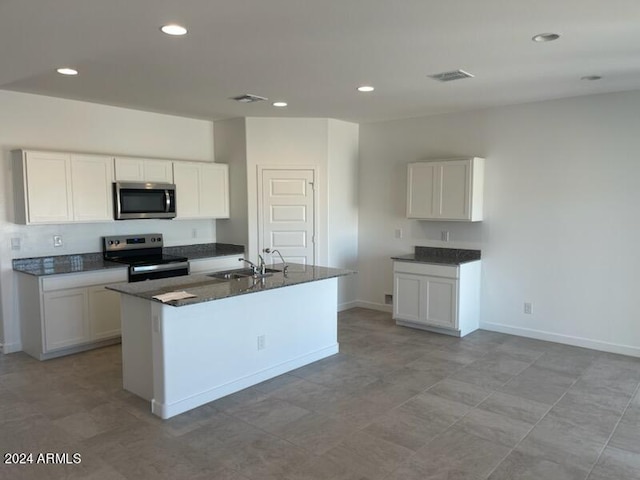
left=207, top=267, right=281, bottom=280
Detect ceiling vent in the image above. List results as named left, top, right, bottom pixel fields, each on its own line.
left=428, top=70, right=475, bottom=82
left=231, top=94, right=268, bottom=103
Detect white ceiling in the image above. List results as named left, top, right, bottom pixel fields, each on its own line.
left=2, top=0, right=639, bottom=123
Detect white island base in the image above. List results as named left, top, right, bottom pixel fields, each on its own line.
left=121, top=278, right=338, bottom=419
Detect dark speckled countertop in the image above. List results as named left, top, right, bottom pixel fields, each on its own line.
left=13, top=242, right=245, bottom=276
left=106, top=263, right=355, bottom=307
left=392, top=246, right=481, bottom=266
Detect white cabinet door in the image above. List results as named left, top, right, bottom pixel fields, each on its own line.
left=424, top=276, right=457, bottom=329
left=407, top=158, right=483, bottom=221
left=88, top=285, right=121, bottom=340
left=407, top=163, right=437, bottom=219
left=71, top=154, right=114, bottom=222
left=24, top=151, right=73, bottom=223
left=439, top=161, right=470, bottom=220
left=173, top=162, right=229, bottom=219
left=200, top=163, right=229, bottom=218
left=43, top=288, right=90, bottom=351
left=114, top=157, right=144, bottom=181
left=144, top=160, right=173, bottom=183
left=393, top=273, right=423, bottom=323
left=173, top=162, right=201, bottom=218
left=115, top=157, right=173, bottom=183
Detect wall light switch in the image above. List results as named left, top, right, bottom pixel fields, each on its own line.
left=395, top=228, right=403, bottom=239
left=524, top=302, right=532, bottom=315
left=10, top=238, right=20, bottom=251
left=441, top=231, right=450, bottom=242
left=53, top=235, right=63, bottom=247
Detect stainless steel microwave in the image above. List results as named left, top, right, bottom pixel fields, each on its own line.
left=113, top=182, right=177, bottom=220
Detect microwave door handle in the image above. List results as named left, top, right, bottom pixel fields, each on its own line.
left=165, top=190, right=170, bottom=213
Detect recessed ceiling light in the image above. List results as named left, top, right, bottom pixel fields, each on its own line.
left=357, top=85, right=375, bottom=92
left=161, top=24, right=187, bottom=36
left=532, top=33, right=560, bottom=42
left=272, top=102, right=288, bottom=107
left=56, top=67, right=78, bottom=76
left=581, top=75, right=602, bottom=81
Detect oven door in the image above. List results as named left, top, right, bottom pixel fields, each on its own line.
left=114, top=182, right=176, bottom=220
left=129, top=262, right=190, bottom=282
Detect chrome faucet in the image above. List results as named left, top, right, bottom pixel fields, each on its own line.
left=263, top=248, right=288, bottom=273
left=239, top=255, right=267, bottom=276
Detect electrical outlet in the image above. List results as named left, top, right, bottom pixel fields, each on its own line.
left=10, top=238, right=20, bottom=251
left=257, top=335, right=266, bottom=350
left=191, top=228, right=197, bottom=238
left=524, top=302, right=532, bottom=315
left=53, top=235, right=63, bottom=247
left=384, top=294, right=393, bottom=305
left=441, top=231, right=450, bottom=242
left=395, top=228, right=403, bottom=239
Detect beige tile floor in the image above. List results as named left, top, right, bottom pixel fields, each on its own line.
left=1, top=307, right=639, bottom=479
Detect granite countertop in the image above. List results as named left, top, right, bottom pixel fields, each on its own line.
left=163, top=242, right=244, bottom=260
left=12, top=253, right=126, bottom=276
left=106, top=263, right=355, bottom=307
left=392, top=246, right=481, bottom=266
left=12, top=242, right=245, bottom=276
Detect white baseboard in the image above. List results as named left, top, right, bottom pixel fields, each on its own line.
left=351, top=300, right=392, bottom=314
left=480, top=321, right=640, bottom=358
left=152, top=344, right=339, bottom=419
left=1, top=342, right=22, bottom=354
left=338, top=300, right=359, bottom=312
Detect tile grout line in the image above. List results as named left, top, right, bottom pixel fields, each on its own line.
left=480, top=366, right=583, bottom=480
left=381, top=345, right=545, bottom=480
left=584, top=379, right=640, bottom=480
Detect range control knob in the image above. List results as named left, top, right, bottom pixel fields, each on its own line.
left=151, top=238, right=156, bottom=242
left=157, top=237, right=161, bottom=242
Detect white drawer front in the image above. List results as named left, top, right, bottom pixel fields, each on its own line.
left=393, top=261, right=459, bottom=279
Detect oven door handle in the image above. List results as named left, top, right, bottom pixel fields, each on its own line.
left=130, top=262, right=190, bottom=274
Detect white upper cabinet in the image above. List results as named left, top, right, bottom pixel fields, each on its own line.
left=173, top=162, right=229, bottom=219
left=407, top=157, right=484, bottom=221
left=13, top=150, right=113, bottom=224
left=114, top=157, right=173, bottom=183
left=13, top=150, right=73, bottom=224
left=70, top=154, right=114, bottom=222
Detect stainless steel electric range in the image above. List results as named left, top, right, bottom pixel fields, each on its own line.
left=103, top=233, right=189, bottom=282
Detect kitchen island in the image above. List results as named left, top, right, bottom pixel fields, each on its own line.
left=107, top=264, right=353, bottom=419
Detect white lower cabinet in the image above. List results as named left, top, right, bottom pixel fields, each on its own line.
left=43, top=288, right=90, bottom=351
left=17, top=268, right=127, bottom=360
left=88, top=286, right=123, bottom=341
left=393, top=260, right=480, bottom=337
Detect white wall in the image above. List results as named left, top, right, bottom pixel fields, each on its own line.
left=214, top=118, right=248, bottom=251
left=214, top=117, right=359, bottom=310
left=358, top=90, right=640, bottom=357
left=328, top=120, right=359, bottom=309
left=0, top=91, right=217, bottom=352
left=245, top=117, right=330, bottom=264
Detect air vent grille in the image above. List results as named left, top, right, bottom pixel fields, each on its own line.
left=231, top=94, right=268, bottom=103
left=428, top=70, right=475, bottom=82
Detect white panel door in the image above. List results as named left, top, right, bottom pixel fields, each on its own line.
left=144, top=160, right=173, bottom=183
left=173, top=162, right=201, bottom=218
left=114, top=157, right=144, bottom=181
left=260, top=169, right=316, bottom=268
